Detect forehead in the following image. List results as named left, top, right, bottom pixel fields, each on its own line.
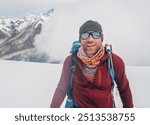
left=82, top=31, right=99, bottom=34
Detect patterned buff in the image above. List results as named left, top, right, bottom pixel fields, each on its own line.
left=77, top=46, right=105, bottom=68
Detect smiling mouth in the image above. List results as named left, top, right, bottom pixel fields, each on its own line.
left=87, top=44, right=95, bottom=47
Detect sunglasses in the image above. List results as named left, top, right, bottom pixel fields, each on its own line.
left=80, top=32, right=102, bottom=40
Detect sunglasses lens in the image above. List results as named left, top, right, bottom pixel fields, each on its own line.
left=81, top=32, right=101, bottom=40
left=92, top=32, right=101, bottom=39
left=81, top=33, right=89, bottom=40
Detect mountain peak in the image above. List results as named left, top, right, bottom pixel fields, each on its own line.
left=47, top=7, right=54, bottom=15
left=0, top=9, right=55, bottom=63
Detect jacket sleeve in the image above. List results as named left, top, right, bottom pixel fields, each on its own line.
left=50, top=56, right=71, bottom=108
left=113, top=54, right=134, bottom=108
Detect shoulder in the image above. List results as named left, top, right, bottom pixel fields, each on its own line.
left=60, top=55, right=73, bottom=75
left=112, top=53, right=125, bottom=64
left=64, top=55, right=72, bottom=64
left=111, top=53, right=126, bottom=70
left=63, top=55, right=74, bottom=69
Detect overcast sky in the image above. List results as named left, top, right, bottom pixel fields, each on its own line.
left=0, top=0, right=53, bottom=18
left=2, top=0, right=149, bottom=18
left=0, top=0, right=82, bottom=18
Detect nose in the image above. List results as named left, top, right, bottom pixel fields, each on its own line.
left=87, top=35, right=93, bottom=44
left=88, top=35, right=94, bottom=41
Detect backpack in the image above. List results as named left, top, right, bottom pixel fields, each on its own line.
left=65, top=41, right=119, bottom=108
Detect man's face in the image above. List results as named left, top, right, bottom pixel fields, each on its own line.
left=80, top=31, right=102, bottom=58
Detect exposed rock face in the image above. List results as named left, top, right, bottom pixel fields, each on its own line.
left=0, top=8, right=59, bottom=63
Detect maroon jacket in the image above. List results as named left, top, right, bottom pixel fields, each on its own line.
left=50, top=53, right=133, bottom=108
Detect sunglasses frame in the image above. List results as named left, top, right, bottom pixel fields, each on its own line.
left=80, top=31, right=102, bottom=40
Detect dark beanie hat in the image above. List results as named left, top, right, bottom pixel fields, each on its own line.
left=79, top=20, right=103, bottom=34
left=79, top=20, right=103, bottom=41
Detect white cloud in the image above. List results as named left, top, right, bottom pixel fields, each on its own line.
left=1, top=0, right=150, bottom=65
left=33, top=0, right=150, bottom=65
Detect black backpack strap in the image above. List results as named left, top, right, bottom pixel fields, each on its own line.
left=69, top=58, right=76, bottom=96
left=65, top=57, right=78, bottom=108
left=69, top=41, right=80, bottom=93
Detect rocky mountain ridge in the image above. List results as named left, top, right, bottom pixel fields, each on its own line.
left=0, top=8, right=58, bottom=63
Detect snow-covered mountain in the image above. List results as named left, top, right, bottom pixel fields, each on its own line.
left=0, top=8, right=58, bottom=63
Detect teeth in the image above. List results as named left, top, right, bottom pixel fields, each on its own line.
left=87, top=45, right=95, bottom=47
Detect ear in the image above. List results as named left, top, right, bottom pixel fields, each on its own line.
left=79, top=36, right=81, bottom=43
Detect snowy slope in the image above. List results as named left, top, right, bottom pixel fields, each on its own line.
left=0, top=60, right=149, bottom=108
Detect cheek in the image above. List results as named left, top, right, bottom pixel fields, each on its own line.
left=96, top=41, right=102, bottom=48
left=80, top=40, right=84, bottom=44
left=81, top=41, right=86, bottom=47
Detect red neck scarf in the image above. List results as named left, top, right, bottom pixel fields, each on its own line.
left=77, top=46, right=105, bottom=68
